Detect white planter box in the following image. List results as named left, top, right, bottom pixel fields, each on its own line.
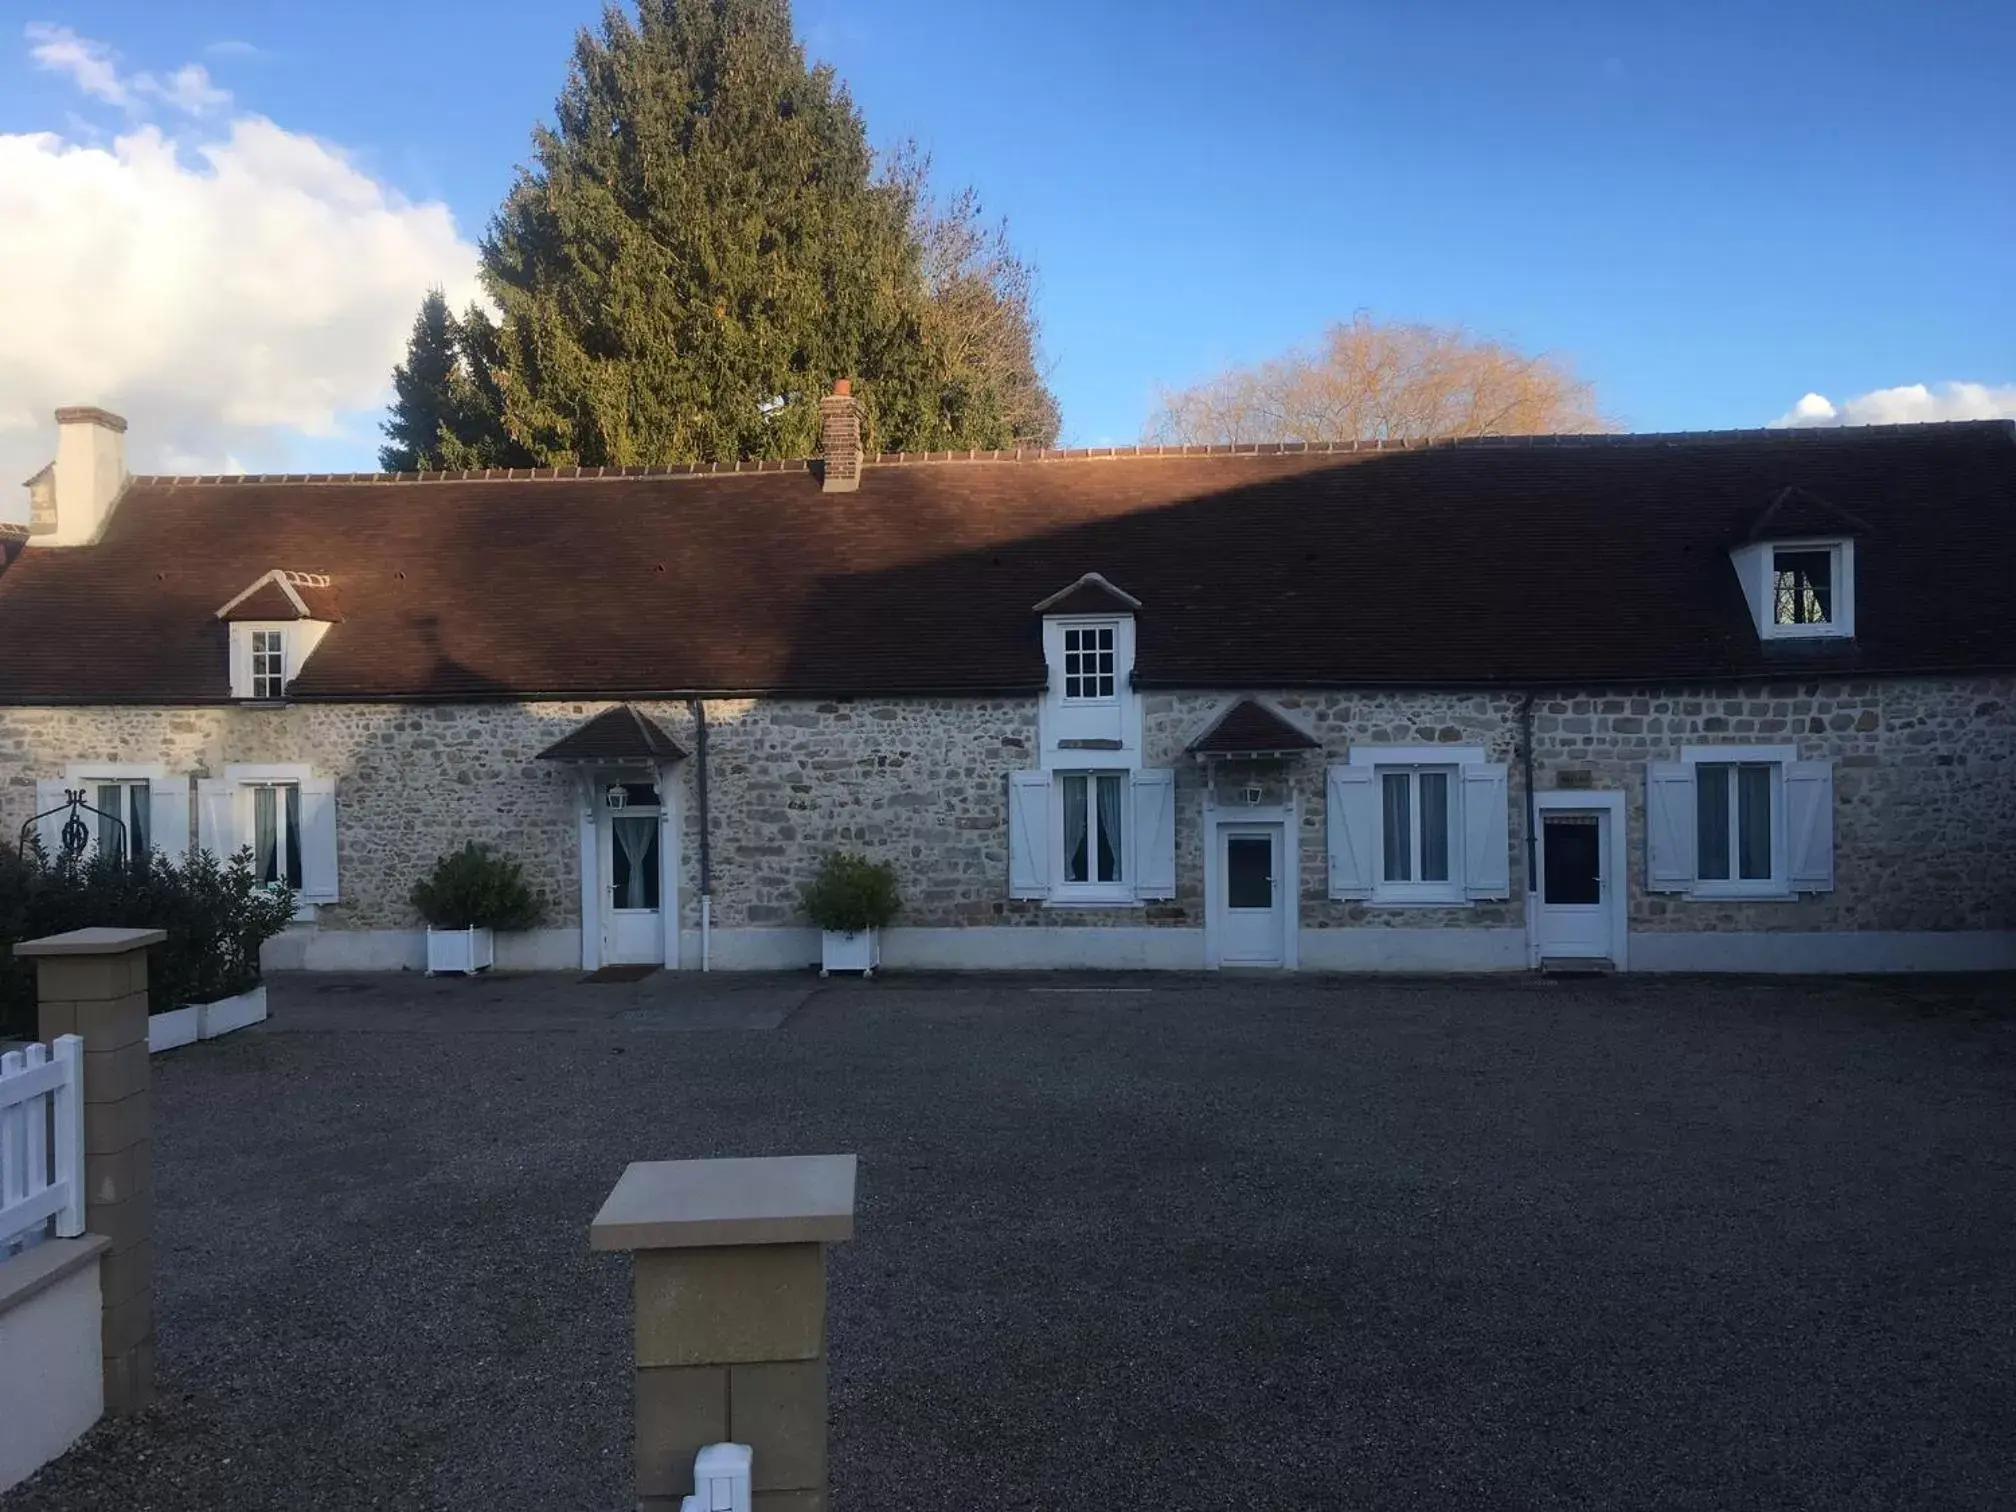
left=149, top=984, right=269, bottom=1053
left=819, top=928, right=880, bottom=977
left=426, top=926, right=495, bottom=976
left=199, top=984, right=268, bottom=1039
left=147, top=1007, right=199, bottom=1053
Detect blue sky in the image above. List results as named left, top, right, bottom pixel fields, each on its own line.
left=2, top=0, right=2011, bottom=483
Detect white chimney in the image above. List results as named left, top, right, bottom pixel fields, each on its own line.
left=30, top=406, right=130, bottom=546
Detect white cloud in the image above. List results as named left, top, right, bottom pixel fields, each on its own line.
left=0, top=29, right=480, bottom=506
left=26, top=23, right=232, bottom=117
left=203, top=40, right=262, bottom=59
left=1770, top=381, right=2016, bottom=429
left=26, top=23, right=128, bottom=106
left=139, top=63, right=231, bottom=116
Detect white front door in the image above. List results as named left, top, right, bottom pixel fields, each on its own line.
left=1219, top=824, right=1286, bottom=965
left=1536, top=810, right=1612, bottom=960
left=600, top=799, right=664, bottom=965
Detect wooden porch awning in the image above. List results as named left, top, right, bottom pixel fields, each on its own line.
left=1186, top=698, right=1320, bottom=759
left=535, top=705, right=688, bottom=763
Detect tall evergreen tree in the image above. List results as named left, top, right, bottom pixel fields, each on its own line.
left=477, top=0, right=1057, bottom=466
left=379, top=289, right=460, bottom=471
left=381, top=293, right=530, bottom=471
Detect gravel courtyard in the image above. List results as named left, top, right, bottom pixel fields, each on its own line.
left=5, top=970, right=2013, bottom=1511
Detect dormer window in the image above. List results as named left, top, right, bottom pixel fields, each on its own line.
left=1772, top=547, right=1837, bottom=629
left=1729, top=488, right=1863, bottom=644
left=217, top=568, right=342, bottom=701
left=251, top=629, right=288, bottom=699
left=1061, top=624, right=1117, bottom=702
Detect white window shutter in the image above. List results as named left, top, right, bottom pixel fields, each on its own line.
left=34, top=778, right=70, bottom=860
left=149, top=777, right=191, bottom=861
left=1646, top=761, right=1696, bottom=890
left=1131, top=768, right=1176, bottom=900
left=298, top=778, right=339, bottom=901
left=196, top=778, right=237, bottom=860
left=227, top=626, right=251, bottom=699
left=1784, top=759, right=1835, bottom=892
left=1326, top=765, right=1377, bottom=899
left=1461, top=763, right=1511, bottom=899
left=1007, top=771, right=1052, bottom=898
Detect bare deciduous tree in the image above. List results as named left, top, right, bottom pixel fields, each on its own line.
left=885, top=144, right=1062, bottom=449
left=1144, top=314, right=1613, bottom=445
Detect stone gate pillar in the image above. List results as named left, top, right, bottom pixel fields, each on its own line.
left=592, top=1154, right=857, bottom=1511
left=16, top=926, right=166, bottom=1413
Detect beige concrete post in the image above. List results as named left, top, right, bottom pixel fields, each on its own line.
left=15, top=926, right=165, bottom=1414
left=592, top=1154, right=857, bottom=1512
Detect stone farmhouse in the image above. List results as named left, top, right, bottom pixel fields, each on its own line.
left=1, top=393, right=2012, bottom=975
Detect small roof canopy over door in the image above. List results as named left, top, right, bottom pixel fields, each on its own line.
left=1186, top=698, right=1320, bottom=761
left=535, top=705, right=689, bottom=764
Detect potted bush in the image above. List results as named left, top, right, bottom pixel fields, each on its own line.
left=411, top=842, right=545, bottom=975
left=800, top=851, right=899, bottom=977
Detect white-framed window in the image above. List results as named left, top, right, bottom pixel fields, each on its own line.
left=251, top=629, right=288, bottom=699
left=1006, top=767, right=1175, bottom=905
left=1060, top=623, right=1117, bottom=703
left=89, top=780, right=153, bottom=861
left=1060, top=771, right=1126, bottom=888
left=1731, top=539, right=1854, bottom=641
left=200, top=764, right=339, bottom=909
left=1694, top=761, right=1775, bottom=886
left=1646, top=747, right=1834, bottom=898
left=1327, top=747, right=1510, bottom=904
left=1771, top=548, right=1837, bottom=630
left=247, top=782, right=304, bottom=889
left=36, top=764, right=186, bottom=864
left=1377, top=766, right=1457, bottom=900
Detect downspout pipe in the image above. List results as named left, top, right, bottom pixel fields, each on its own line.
left=1519, top=690, right=1539, bottom=900
left=689, top=698, right=712, bottom=972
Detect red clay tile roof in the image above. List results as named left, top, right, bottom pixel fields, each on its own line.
left=1188, top=699, right=1321, bottom=756
left=0, top=423, right=2010, bottom=703
left=535, top=705, right=687, bottom=762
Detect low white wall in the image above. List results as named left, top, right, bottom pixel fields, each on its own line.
left=1298, top=927, right=1528, bottom=972
left=257, top=922, right=2016, bottom=976
left=1629, top=930, right=2016, bottom=973
left=262, top=927, right=581, bottom=972
left=0, top=1237, right=106, bottom=1494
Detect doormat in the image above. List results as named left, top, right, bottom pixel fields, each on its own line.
left=581, top=965, right=659, bottom=984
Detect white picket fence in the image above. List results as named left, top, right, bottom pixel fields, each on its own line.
left=0, top=1035, right=86, bottom=1257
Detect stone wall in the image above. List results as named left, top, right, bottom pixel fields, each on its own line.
left=0, top=674, right=2010, bottom=945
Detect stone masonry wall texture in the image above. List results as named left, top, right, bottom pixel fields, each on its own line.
left=0, top=674, right=2010, bottom=944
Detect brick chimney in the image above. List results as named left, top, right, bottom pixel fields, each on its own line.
left=818, top=379, right=863, bottom=493
left=29, top=406, right=129, bottom=546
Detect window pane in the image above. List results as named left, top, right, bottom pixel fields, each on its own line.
left=1697, top=765, right=1731, bottom=880
left=1062, top=774, right=1089, bottom=883
left=612, top=816, right=659, bottom=909
left=128, top=785, right=149, bottom=858
left=1737, top=765, right=1773, bottom=880
left=1419, top=771, right=1450, bottom=882
left=1542, top=816, right=1602, bottom=905
left=255, top=786, right=279, bottom=884
left=283, top=784, right=303, bottom=889
left=1381, top=772, right=1412, bottom=882
left=1094, top=773, right=1124, bottom=883
left=1772, top=550, right=1833, bottom=625
left=1227, top=835, right=1272, bottom=909
left=97, top=784, right=124, bottom=860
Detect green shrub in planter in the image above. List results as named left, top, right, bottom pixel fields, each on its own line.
left=800, top=852, right=901, bottom=934
left=0, top=845, right=296, bottom=1035
left=410, top=843, right=546, bottom=932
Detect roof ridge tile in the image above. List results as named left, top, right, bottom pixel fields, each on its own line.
left=120, top=419, right=2016, bottom=489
